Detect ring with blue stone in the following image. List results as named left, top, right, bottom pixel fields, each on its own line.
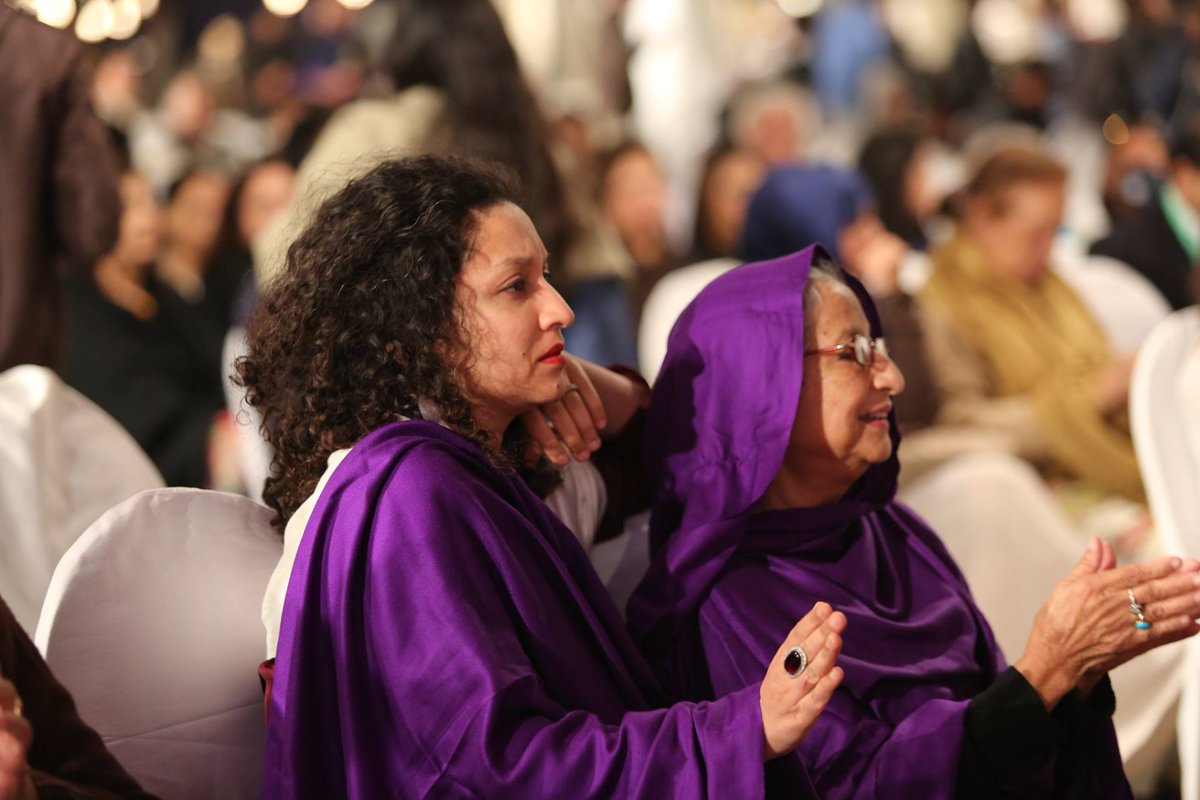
left=1128, top=588, right=1152, bottom=630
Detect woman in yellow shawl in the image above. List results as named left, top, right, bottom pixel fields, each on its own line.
left=918, top=147, right=1144, bottom=514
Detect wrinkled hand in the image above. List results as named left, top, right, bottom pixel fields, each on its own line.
left=1017, top=537, right=1200, bottom=708
left=0, top=679, right=33, bottom=800
left=760, top=602, right=846, bottom=761
left=521, top=355, right=607, bottom=465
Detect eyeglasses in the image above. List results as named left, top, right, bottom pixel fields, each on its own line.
left=804, top=334, right=889, bottom=368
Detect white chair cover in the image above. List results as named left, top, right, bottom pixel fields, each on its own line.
left=222, top=327, right=273, bottom=503
left=1131, top=306, right=1200, bottom=800
left=0, top=365, right=163, bottom=634
left=638, top=258, right=738, bottom=384
left=1056, top=255, right=1172, bottom=354
left=901, top=452, right=1185, bottom=792
left=35, top=488, right=281, bottom=800
left=589, top=511, right=651, bottom=619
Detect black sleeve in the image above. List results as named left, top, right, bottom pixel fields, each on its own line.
left=589, top=366, right=653, bottom=543
left=957, top=667, right=1119, bottom=799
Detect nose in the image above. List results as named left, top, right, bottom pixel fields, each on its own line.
left=541, top=280, right=575, bottom=331
left=873, top=351, right=906, bottom=397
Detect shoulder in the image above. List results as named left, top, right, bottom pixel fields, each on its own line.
left=330, top=421, right=521, bottom=530
left=342, top=420, right=491, bottom=486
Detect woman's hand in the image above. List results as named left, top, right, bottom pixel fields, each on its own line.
left=521, top=355, right=606, bottom=465
left=0, top=679, right=34, bottom=800
left=1016, top=537, right=1200, bottom=709
left=760, top=602, right=846, bottom=761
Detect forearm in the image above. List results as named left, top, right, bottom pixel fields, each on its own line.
left=575, top=358, right=650, bottom=439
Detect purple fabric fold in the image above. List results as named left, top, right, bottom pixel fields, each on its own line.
left=629, top=246, right=1130, bottom=798
left=264, top=419, right=787, bottom=798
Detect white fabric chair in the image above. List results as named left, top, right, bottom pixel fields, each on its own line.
left=222, top=327, right=273, bottom=503
left=1056, top=254, right=1172, bottom=354
left=901, top=451, right=1185, bottom=792
left=638, top=258, right=738, bottom=384
left=1131, top=306, right=1200, bottom=800
left=35, top=488, right=281, bottom=800
left=0, top=365, right=163, bottom=633
left=589, top=511, right=651, bottom=619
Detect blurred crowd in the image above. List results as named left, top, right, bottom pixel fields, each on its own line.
left=5, top=0, right=1200, bottom=556
left=5, top=0, right=1200, bottom=795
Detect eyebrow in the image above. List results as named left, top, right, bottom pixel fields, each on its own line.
left=837, top=325, right=865, bottom=340
left=494, top=252, right=548, bottom=271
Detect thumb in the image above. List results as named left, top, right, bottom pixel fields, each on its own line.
left=1068, top=536, right=1101, bottom=578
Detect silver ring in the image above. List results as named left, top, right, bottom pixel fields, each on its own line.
left=564, top=382, right=579, bottom=393
left=784, top=647, right=808, bottom=679
left=1128, top=588, right=1151, bottom=630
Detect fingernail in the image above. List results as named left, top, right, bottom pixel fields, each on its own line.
left=1171, top=557, right=1183, bottom=569
left=552, top=453, right=568, bottom=465
left=597, top=418, right=608, bottom=430
left=589, top=438, right=601, bottom=451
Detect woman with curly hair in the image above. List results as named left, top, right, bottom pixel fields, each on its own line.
left=240, top=155, right=844, bottom=798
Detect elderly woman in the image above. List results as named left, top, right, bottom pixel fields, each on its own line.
left=628, top=246, right=1200, bottom=798
left=919, top=147, right=1143, bottom=505
left=239, top=156, right=846, bottom=797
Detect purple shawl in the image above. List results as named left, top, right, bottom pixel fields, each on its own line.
left=264, top=420, right=793, bottom=798
left=628, top=247, right=1128, bottom=798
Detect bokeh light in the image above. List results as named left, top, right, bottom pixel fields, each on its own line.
left=75, top=0, right=114, bottom=43
left=263, top=0, right=308, bottom=18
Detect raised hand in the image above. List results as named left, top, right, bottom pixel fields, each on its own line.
left=760, top=602, right=846, bottom=760
left=522, top=355, right=607, bottom=465
left=1016, top=537, right=1200, bottom=708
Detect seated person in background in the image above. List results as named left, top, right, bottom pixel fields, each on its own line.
left=685, top=142, right=766, bottom=265
left=238, top=155, right=844, bottom=797
left=857, top=124, right=942, bottom=252
left=919, top=147, right=1149, bottom=550
left=158, top=169, right=237, bottom=346
left=210, top=159, right=296, bottom=325
left=62, top=171, right=225, bottom=488
left=1092, top=127, right=1200, bottom=311
left=0, top=594, right=157, bottom=800
left=629, top=248, right=1200, bottom=798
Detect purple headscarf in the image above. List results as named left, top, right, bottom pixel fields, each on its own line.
left=264, top=419, right=791, bottom=798
left=628, top=247, right=1123, bottom=797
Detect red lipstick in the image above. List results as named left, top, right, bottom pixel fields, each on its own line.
left=539, top=343, right=565, bottom=365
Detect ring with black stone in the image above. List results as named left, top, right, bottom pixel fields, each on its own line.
left=784, top=646, right=808, bottom=679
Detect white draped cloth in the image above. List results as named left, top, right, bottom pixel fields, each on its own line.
left=901, top=452, right=1185, bottom=792
left=0, top=365, right=162, bottom=633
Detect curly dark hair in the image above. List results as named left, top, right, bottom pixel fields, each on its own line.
left=237, top=155, right=557, bottom=528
